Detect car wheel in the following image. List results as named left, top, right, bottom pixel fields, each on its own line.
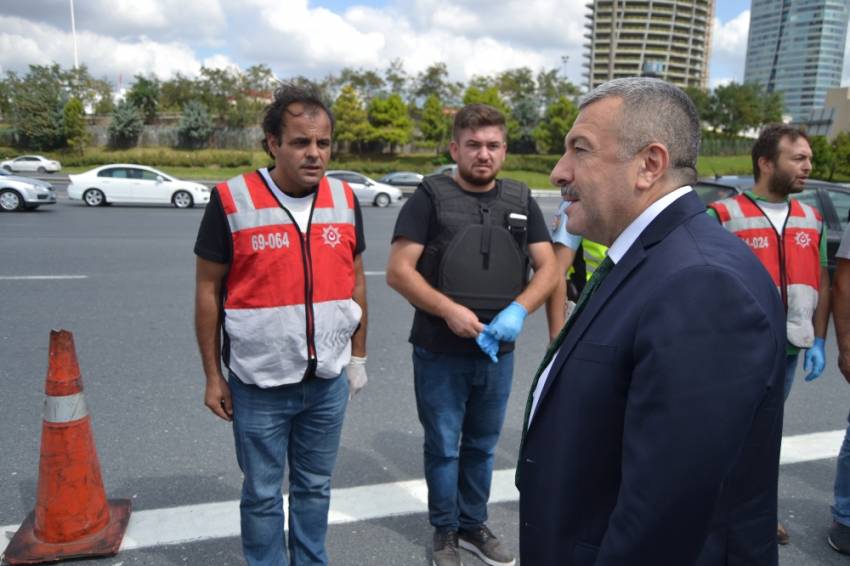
left=374, top=193, right=391, bottom=207
left=0, top=189, right=23, bottom=211
left=83, top=188, right=105, bottom=207
left=172, top=190, right=194, bottom=209
left=2, top=165, right=10, bottom=172
left=37, top=166, right=45, bottom=174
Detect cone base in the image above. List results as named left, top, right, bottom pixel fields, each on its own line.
left=3, top=499, right=132, bottom=565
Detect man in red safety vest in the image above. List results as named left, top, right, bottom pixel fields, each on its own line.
left=193, top=83, right=368, bottom=566
left=708, top=124, right=830, bottom=546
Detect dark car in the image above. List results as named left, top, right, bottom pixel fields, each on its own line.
left=692, top=180, right=740, bottom=206
left=707, top=176, right=850, bottom=274
left=379, top=171, right=424, bottom=188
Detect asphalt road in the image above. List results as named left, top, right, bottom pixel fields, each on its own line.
left=2, top=183, right=850, bottom=565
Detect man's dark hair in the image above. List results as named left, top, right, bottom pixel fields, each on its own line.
left=261, top=82, right=334, bottom=158
left=452, top=104, right=507, bottom=141
left=751, top=124, right=809, bottom=181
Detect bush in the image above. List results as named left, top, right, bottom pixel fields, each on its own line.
left=108, top=101, right=144, bottom=149
left=177, top=101, right=213, bottom=149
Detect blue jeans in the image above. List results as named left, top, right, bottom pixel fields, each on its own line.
left=412, top=346, right=514, bottom=531
left=833, top=409, right=850, bottom=527
left=784, top=353, right=799, bottom=402
left=229, top=373, right=348, bottom=566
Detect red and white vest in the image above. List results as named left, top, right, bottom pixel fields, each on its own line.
left=217, top=171, right=361, bottom=387
left=709, top=194, right=822, bottom=348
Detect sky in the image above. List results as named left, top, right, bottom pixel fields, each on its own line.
left=0, top=0, right=843, bottom=92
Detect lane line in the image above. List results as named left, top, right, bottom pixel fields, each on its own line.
left=0, top=275, right=88, bottom=281
left=1, top=429, right=846, bottom=555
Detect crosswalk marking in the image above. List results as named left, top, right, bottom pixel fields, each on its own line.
left=1, top=428, right=846, bottom=555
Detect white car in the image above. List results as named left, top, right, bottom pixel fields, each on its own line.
left=325, top=170, right=403, bottom=207
left=67, top=164, right=210, bottom=208
left=0, top=155, right=62, bottom=173
left=0, top=169, right=57, bottom=211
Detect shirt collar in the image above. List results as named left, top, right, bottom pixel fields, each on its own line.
left=607, top=186, right=693, bottom=264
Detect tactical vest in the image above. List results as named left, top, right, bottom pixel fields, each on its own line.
left=416, top=175, right=530, bottom=321
left=217, top=171, right=362, bottom=387
left=709, top=193, right=822, bottom=348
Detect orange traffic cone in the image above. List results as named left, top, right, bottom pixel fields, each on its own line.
left=3, top=330, right=131, bottom=564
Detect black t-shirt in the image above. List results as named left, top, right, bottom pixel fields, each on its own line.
left=391, top=178, right=551, bottom=354
left=194, top=179, right=366, bottom=264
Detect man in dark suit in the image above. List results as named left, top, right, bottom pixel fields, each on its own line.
left=518, top=77, right=787, bottom=566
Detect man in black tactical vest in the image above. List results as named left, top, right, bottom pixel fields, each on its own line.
left=387, top=104, right=557, bottom=566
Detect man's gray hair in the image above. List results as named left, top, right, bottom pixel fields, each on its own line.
left=580, top=77, right=701, bottom=182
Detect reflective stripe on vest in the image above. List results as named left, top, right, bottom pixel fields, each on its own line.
left=710, top=194, right=822, bottom=348
left=218, top=172, right=361, bottom=387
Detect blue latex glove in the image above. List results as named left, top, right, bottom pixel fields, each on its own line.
left=552, top=201, right=583, bottom=250
left=486, top=302, right=528, bottom=343
left=804, top=337, right=826, bottom=381
left=476, top=330, right=499, bottom=363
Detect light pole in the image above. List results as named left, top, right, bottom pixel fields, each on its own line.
left=561, top=55, right=570, bottom=81
left=69, top=0, right=79, bottom=70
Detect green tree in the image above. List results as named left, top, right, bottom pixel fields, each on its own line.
left=198, top=66, right=239, bottom=123
left=419, top=94, right=451, bottom=154
left=108, top=99, right=143, bottom=149
left=832, top=132, right=850, bottom=179
left=177, top=100, right=214, bottom=149
left=92, top=80, right=114, bottom=114
left=6, top=65, right=66, bottom=150
left=462, top=86, right=508, bottom=112
left=126, top=74, right=160, bottom=124
left=809, top=135, right=836, bottom=180
left=683, top=86, right=712, bottom=123
left=332, top=85, right=372, bottom=153
left=708, top=82, right=777, bottom=137
left=536, top=68, right=579, bottom=108
left=384, top=58, right=408, bottom=97
left=533, top=96, right=578, bottom=153
left=160, top=73, right=199, bottom=112
left=415, top=63, right=463, bottom=105
left=367, top=93, right=412, bottom=152
left=63, top=97, right=88, bottom=154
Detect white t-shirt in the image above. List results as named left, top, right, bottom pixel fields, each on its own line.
left=756, top=199, right=790, bottom=234
left=260, top=168, right=314, bottom=233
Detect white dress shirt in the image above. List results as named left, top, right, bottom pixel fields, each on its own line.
left=528, top=185, right=694, bottom=423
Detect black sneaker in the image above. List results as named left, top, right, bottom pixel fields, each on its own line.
left=829, top=521, right=850, bottom=555
left=433, top=529, right=463, bottom=566
left=458, top=525, right=515, bottom=566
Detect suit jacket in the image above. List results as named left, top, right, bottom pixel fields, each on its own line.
left=519, top=191, right=786, bottom=566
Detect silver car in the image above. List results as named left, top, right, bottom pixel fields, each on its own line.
left=0, top=169, right=57, bottom=211
left=325, top=170, right=403, bottom=207
left=0, top=155, right=62, bottom=173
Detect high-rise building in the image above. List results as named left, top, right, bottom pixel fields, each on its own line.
left=744, top=0, right=850, bottom=121
left=583, top=0, right=714, bottom=90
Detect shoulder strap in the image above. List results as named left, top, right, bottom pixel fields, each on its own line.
left=498, top=178, right=529, bottom=214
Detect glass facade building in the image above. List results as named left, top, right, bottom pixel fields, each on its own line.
left=744, top=0, right=850, bottom=121
left=583, top=0, right=714, bottom=90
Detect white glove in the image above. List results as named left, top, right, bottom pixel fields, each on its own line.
left=346, top=355, right=368, bottom=399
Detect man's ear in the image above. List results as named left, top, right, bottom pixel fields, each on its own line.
left=448, top=140, right=459, bottom=163
left=635, top=143, right=670, bottom=191
left=265, top=133, right=280, bottom=156
left=758, top=156, right=774, bottom=179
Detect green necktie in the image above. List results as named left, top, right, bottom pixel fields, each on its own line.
left=516, top=255, right=615, bottom=484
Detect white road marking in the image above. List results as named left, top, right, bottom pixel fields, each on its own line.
left=0, top=429, right=846, bottom=555
left=0, top=275, right=88, bottom=280
left=364, top=271, right=385, bottom=276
